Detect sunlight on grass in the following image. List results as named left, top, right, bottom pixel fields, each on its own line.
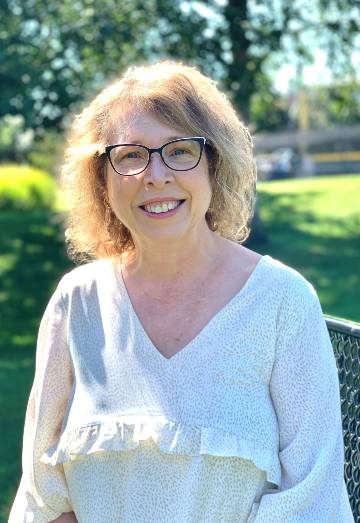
left=257, top=174, right=360, bottom=322
left=258, top=175, right=360, bottom=220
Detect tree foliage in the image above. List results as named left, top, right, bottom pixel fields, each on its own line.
left=307, top=81, right=360, bottom=128
left=0, top=0, right=359, bottom=135
left=0, top=0, right=158, bottom=132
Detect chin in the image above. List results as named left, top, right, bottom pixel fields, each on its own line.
left=136, top=223, right=192, bottom=245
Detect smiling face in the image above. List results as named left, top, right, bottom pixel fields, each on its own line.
left=105, top=111, right=213, bottom=249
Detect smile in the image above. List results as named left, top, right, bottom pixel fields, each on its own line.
left=139, top=199, right=186, bottom=217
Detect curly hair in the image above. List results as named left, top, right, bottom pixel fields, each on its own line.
left=60, top=61, right=257, bottom=263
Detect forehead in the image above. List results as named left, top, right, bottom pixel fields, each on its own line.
left=108, top=110, right=187, bottom=146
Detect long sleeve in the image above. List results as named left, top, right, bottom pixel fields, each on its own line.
left=251, top=287, right=354, bottom=522
left=8, top=282, right=74, bottom=523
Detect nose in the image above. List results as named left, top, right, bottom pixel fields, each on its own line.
left=143, top=153, right=175, bottom=189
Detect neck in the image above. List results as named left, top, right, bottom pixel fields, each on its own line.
left=121, top=227, right=229, bottom=285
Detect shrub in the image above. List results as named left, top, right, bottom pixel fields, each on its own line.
left=0, top=165, right=58, bottom=210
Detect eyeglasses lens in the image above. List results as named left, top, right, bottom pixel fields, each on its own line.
left=110, top=145, right=148, bottom=176
left=109, top=139, right=201, bottom=175
left=162, top=140, right=201, bottom=171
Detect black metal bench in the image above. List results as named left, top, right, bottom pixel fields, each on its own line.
left=325, top=315, right=360, bottom=522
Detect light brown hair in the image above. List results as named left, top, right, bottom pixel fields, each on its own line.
left=60, top=61, right=257, bottom=263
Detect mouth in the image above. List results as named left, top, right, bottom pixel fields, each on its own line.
left=138, top=199, right=186, bottom=217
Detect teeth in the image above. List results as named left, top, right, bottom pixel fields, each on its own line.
left=144, top=200, right=181, bottom=213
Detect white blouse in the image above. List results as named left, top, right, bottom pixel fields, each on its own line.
left=8, top=254, right=354, bottom=522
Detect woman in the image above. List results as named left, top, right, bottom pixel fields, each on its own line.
left=9, top=62, right=354, bottom=523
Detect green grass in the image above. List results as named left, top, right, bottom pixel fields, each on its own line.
left=253, top=175, right=360, bottom=323
left=1, top=173, right=359, bottom=521
left=0, top=210, right=73, bottom=522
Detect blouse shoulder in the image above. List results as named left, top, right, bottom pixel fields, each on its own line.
left=58, top=258, right=109, bottom=284
left=260, top=256, right=324, bottom=346
left=262, top=254, right=319, bottom=306
left=57, top=258, right=116, bottom=297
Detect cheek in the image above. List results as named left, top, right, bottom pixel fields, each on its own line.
left=186, top=177, right=212, bottom=217
left=107, top=173, right=137, bottom=210
left=187, top=159, right=212, bottom=199
left=200, top=171, right=213, bottom=205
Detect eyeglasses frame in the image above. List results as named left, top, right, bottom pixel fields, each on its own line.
left=104, top=136, right=207, bottom=176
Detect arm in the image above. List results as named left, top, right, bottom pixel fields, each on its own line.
left=251, top=290, right=354, bottom=522
left=8, top=282, right=75, bottom=523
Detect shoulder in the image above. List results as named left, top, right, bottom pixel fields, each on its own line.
left=226, top=243, right=324, bottom=339
left=263, top=254, right=317, bottom=299
left=56, top=257, right=118, bottom=300
left=233, top=244, right=317, bottom=304
left=222, top=242, right=320, bottom=329
left=235, top=245, right=320, bottom=316
left=260, top=254, right=323, bottom=333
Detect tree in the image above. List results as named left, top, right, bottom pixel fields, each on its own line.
left=0, top=0, right=157, bottom=133
left=1, top=0, right=359, bottom=134
left=309, top=81, right=360, bottom=128
left=152, top=0, right=360, bottom=125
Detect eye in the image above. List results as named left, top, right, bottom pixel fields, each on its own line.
left=170, top=148, right=188, bottom=157
left=125, top=151, right=141, bottom=159
left=168, top=146, right=195, bottom=157
left=112, top=147, right=147, bottom=162
left=163, top=140, right=199, bottom=163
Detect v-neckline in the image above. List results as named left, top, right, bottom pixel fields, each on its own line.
left=111, top=254, right=269, bottom=362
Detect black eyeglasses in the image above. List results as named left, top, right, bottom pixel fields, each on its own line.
left=104, top=136, right=206, bottom=176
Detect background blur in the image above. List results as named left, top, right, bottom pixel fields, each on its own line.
left=1, top=0, right=359, bottom=520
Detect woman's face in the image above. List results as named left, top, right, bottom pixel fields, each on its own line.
left=105, top=111, right=213, bottom=248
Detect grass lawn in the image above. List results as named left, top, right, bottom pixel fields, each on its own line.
left=0, top=210, right=73, bottom=522
left=1, top=173, right=359, bottom=521
left=254, top=174, right=360, bottom=323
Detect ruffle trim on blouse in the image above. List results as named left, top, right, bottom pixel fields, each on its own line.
left=40, top=414, right=281, bottom=486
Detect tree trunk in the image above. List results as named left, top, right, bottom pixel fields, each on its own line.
left=223, top=0, right=254, bottom=122
left=223, top=0, right=267, bottom=245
